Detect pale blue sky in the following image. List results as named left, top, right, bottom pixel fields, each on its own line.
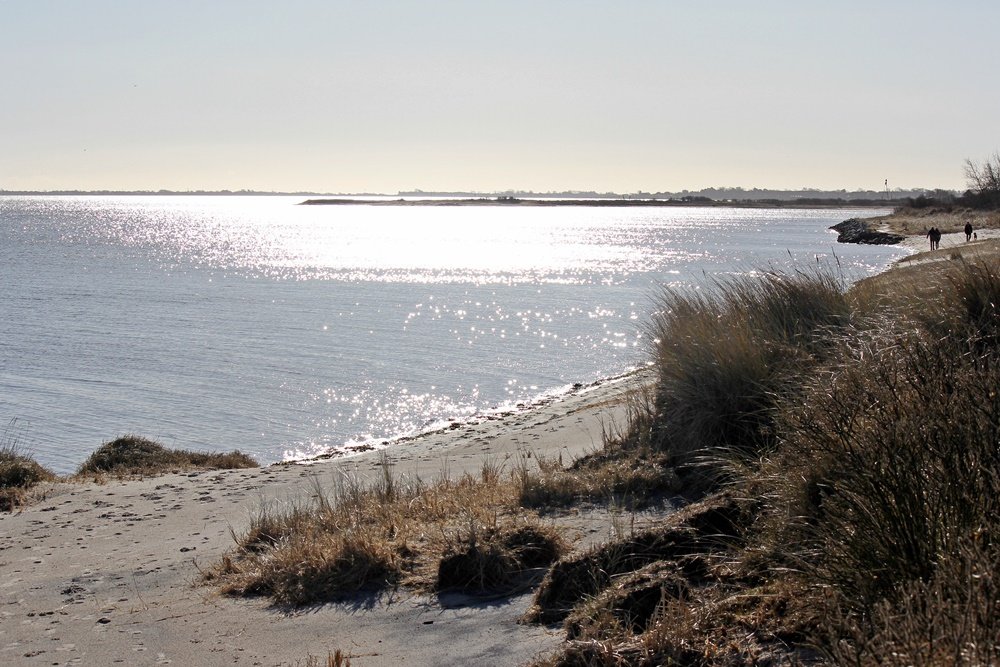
left=2, top=1, right=997, bottom=193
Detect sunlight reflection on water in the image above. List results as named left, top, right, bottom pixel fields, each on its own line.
left=0, top=196, right=907, bottom=472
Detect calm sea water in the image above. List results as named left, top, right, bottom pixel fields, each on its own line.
left=0, top=196, right=907, bottom=474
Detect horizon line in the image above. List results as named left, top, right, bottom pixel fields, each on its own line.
left=0, top=185, right=954, bottom=198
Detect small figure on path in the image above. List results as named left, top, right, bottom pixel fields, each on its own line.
left=927, top=227, right=941, bottom=250
left=965, top=222, right=974, bottom=242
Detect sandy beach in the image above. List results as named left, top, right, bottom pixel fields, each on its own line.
left=1, top=370, right=654, bottom=666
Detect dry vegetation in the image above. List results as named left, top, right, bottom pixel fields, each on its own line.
left=0, top=419, right=56, bottom=511
left=0, top=432, right=258, bottom=511
left=75, top=434, right=258, bottom=477
left=204, top=417, right=682, bottom=606
left=867, top=207, right=1000, bottom=237
left=206, top=234, right=1000, bottom=665
left=204, top=454, right=573, bottom=604
left=526, top=245, right=1000, bottom=665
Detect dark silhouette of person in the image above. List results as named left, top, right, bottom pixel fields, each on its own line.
left=965, top=222, right=974, bottom=242
left=926, top=227, right=941, bottom=250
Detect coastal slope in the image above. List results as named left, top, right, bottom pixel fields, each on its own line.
left=0, top=372, right=650, bottom=666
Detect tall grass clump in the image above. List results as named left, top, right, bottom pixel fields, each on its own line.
left=527, top=258, right=1000, bottom=665
left=0, top=419, right=55, bottom=510
left=76, top=434, right=258, bottom=476
left=948, top=259, right=1000, bottom=348
left=751, top=260, right=1000, bottom=662
left=647, top=269, right=857, bottom=490
left=207, top=457, right=566, bottom=605
left=902, top=258, right=1000, bottom=351
left=776, top=330, right=1000, bottom=602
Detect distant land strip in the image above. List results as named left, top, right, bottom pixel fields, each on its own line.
left=299, top=196, right=899, bottom=208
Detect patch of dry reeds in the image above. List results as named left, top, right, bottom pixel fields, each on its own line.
left=206, top=455, right=567, bottom=605
left=76, top=434, right=258, bottom=477
left=0, top=419, right=55, bottom=511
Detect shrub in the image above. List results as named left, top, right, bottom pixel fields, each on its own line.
left=76, top=434, right=258, bottom=476
left=0, top=419, right=55, bottom=511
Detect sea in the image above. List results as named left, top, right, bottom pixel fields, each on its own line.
left=0, top=196, right=909, bottom=474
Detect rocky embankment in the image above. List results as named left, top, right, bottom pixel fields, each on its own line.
left=830, top=218, right=905, bottom=245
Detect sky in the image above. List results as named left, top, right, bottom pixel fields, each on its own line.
left=2, top=1, right=998, bottom=194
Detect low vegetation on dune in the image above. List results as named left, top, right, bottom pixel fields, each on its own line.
left=0, top=419, right=55, bottom=511
left=76, top=434, right=258, bottom=477
left=528, top=254, right=1000, bottom=665
left=205, top=417, right=683, bottom=606
left=1, top=431, right=259, bottom=511
left=204, top=455, right=572, bottom=604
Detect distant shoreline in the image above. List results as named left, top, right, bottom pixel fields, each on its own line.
left=1, top=190, right=908, bottom=208
left=299, top=196, right=897, bottom=209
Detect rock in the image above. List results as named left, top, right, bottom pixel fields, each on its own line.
left=830, top=218, right=905, bottom=245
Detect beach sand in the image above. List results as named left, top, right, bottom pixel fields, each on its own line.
left=896, top=227, right=1000, bottom=255
left=1, top=370, right=654, bottom=666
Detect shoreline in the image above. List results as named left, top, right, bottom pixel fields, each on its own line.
left=290, top=365, right=652, bottom=465
left=0, top=364, right=655, bottom=666
left=300, top=196, right=896, bottom=209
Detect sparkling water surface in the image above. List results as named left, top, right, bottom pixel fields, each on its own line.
left=0, top=196, right=907, bottom=474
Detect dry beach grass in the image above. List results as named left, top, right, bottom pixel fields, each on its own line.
left=75, top=435, right=259, bottom=478
left=522, top=218, right=1000, bottom=665
left=204, top=454, right=571, bottom=604
left=0, top=420, right=56, bottom=512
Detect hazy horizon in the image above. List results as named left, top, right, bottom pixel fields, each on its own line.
left=3, top=1, right=997, bottom=194
left=0, top=184, right=940, bottom=197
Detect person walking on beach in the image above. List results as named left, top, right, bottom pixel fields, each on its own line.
left=927, top=227, right=941, bottom=250
left=965, top=222, right=974, bottom=242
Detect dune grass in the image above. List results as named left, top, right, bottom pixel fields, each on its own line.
left=302, top=652, right=352, bottom=667
left=0, top=419, right=55, bottom=511
left=1, top=428, right=258, bottom=510
left=528, top=257, right=1000, bottom=665
left=206, top=417, right=680, bottom=607
left=641, top=268, right=865, bottom=493
left=514, top=446, right=678, bottom=511
left=206, top=455, right=568, bottom=605
left=76, top=434, right=258, bottom=477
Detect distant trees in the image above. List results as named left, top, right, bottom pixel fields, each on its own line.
left=963, top=153, right=1000, bottom=209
